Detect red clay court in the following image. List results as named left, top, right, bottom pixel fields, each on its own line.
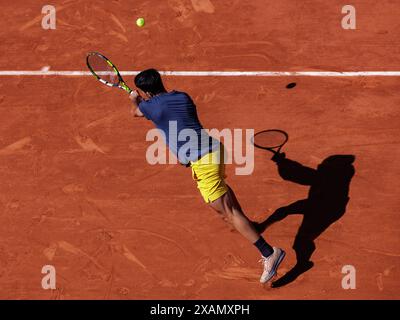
left=0, top=0, right=399, bottom=299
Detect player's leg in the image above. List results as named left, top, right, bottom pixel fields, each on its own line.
left=209, top=185, right=276, bottom=258
left=208, top=186, right=260, bottom=243
left=191, top=147, right=285, bottom=283
left=208, top=186, right=286, bottom=283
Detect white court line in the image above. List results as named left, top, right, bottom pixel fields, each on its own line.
left=0, top=71, right=400, bottom=76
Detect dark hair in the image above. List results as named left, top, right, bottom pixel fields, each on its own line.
left=134, top=69, right=165, bottom=95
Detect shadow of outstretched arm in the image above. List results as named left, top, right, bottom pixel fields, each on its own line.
left=254, top=199, right=308, bottom=234
left=273, top=153, right=317, bottom=186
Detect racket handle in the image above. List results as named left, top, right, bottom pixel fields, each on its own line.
left=120, top=82, right=132, bottom=94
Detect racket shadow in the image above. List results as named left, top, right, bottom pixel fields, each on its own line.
left=254, top=154, right=356, bottom=288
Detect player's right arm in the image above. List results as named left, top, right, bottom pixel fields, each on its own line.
left=129, top=90, right=144, bottom=117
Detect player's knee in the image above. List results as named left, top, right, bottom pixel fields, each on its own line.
left=226, top=211, right=234, bottom=223
left=218, top=209, right=234, bottom=224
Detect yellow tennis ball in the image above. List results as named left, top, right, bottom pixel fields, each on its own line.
left=136, top=18, right=145, bottom=27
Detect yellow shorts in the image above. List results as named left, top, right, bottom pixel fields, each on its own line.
left=190, top=147, right=229, bottom=203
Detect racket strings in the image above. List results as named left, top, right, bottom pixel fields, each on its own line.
left=253, top=131, right=287, bottom=149
left=87, top=54, right=119, bottom=85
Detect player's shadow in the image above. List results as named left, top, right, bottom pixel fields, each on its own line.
left=254, top=153, right=356, bottom=288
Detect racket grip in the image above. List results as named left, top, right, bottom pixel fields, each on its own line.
left=121, top=83, right=132, bottom=94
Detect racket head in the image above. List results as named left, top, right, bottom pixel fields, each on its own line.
left=251, top=129, right=289, bottom=152
left=86, top=52, right=131, bottom=93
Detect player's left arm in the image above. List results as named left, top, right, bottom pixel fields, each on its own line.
left=129, top=90, right=144, bottom=117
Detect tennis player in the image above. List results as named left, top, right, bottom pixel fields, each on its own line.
left=129, top=69, right=285, bottom=283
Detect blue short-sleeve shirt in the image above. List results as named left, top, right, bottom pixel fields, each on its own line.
left=139, top=91, right=219, bottom=165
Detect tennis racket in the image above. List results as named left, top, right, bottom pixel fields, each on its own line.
left=251, top=129, right=288, bottom=154
left=86, top=52, right=132, bottom=94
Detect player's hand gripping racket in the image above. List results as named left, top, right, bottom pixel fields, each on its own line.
left=86, top=52, right=132, bottom=94
left=251, top=129, right=288, bottom=161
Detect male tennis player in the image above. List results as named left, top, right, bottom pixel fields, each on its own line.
left=129, top=69, right=285, bottom=283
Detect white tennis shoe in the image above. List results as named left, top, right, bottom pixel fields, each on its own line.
left=259, top=247, right=286, bottom=283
